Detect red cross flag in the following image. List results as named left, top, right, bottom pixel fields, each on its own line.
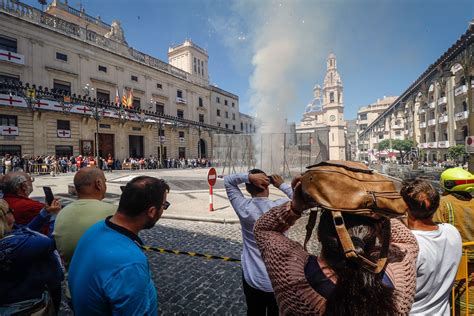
left=0, top=125, right=19, bottom=136
left=57, top=129, right=71, bottom=138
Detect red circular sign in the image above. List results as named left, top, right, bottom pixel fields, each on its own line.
left=467, top=137, right=473, bottom=145
left=207, top=168, right=217, bottom=186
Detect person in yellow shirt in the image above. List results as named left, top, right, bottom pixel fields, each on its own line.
left=433, top=167, right=474, bottom=314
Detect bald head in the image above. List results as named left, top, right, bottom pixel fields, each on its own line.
left=74, top=167, right=107, bottom=200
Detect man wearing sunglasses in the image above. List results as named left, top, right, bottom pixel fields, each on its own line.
left=69, top=176, right=170, bottom=315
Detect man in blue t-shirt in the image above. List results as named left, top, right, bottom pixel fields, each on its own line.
left=68, top=176, right=170, bottom=315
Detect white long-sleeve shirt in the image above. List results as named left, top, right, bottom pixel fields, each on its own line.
left=224, top=173, right=293, bottom=292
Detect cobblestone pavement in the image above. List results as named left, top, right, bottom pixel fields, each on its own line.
left=59, top=214, right=320, bottom=315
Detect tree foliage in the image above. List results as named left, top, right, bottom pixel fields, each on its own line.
left=447, top=145, right=466, bottom=162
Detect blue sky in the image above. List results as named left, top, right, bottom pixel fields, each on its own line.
left=25, top=0, right=474, bottom=122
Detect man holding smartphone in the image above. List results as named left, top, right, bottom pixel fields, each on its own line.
left=224, top=169, right=292, bottom=315
left=3, top=171, right=60, bottom=235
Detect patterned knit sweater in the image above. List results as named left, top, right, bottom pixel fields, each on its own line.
left=254, top=202, right=419, bottom=315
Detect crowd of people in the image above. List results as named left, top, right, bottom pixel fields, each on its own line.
left=0, top=160, right=472, bottom=315
left=0, top=154, right=213, bottom=176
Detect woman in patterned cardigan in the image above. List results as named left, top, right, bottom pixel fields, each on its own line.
left=254, top=177, right=418, bottom=315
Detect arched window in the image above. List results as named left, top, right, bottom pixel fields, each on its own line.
left=330, top=92, right=334, bottom=103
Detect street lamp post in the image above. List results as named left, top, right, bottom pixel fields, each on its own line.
left=197, top=125, right=202, bottom=160
left=83, top=84, right=100, bottom=167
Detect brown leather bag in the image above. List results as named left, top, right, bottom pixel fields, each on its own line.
left=301, top=160, right=406, bottom=218
left=300, top=160, right=407, bottom=274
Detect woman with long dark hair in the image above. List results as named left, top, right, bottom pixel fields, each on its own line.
left=254, top=177, right=418, bottom=315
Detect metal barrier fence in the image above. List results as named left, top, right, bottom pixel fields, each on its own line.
left=452, top=241, right=474, bottom=316
left=212, top=132, right=329, bottom=177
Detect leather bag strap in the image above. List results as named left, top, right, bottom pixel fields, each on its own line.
left=303, top=210, right=318, bottom=251
left=331, top=211, right=389, bottom=274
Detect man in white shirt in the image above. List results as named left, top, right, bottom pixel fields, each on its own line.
left=401, top=179, right=462, bottom=316
left=225, top=169, right=292, bottom=315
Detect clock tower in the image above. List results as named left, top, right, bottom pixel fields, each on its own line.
left=322, top=53, right=346, bottom=160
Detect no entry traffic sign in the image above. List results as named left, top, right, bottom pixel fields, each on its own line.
left=466, top=136, right=474, bottom=153
left=207, top=167, right=217, bottom=186
left=207, top=168, right=217, bottom=212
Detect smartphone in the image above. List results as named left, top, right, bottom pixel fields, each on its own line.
left=43, top=186, right=54, bottom=206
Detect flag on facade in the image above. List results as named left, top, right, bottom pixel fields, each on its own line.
left=115, top=87, right=120, bottom=106
left=122, top=88, right=127, bottom=107
left=127, top=88, right=134, bottom=109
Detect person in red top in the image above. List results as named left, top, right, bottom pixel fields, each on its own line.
left=3, top=171, right=60, bottom=235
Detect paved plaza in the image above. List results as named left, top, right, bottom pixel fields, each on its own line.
left=29, top=168, right=319, bottom=315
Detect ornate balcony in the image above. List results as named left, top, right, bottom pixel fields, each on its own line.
left=392, top=124, right=404, bottom=129
left=0, top=48, right=24, bottom=65
left=428, top=102, right=436, bottom=109
left=454, top=85, right=467, bottom=96
left=428, top=142, right=437, bottom=149
left=438, top=114, right=448, bottom=124
left=419, top=122, right=427, bottom=129
left=419, top=143, right=429, bottom=149
left=454, top=110, right=468, bottom=121
left=438, top=96, right=447, bottom=106
left=418, top=108, right=426, bottom=114
left=428, top=119, right=436, bottom=127
left=438, top=140, right=450, bottom=148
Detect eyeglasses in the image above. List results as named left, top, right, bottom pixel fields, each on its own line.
left=162, top=201, right=170, bottom=210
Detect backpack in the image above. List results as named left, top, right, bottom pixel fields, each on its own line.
left=301, top=160, right=406, bottom=218
left=301, top=160, right=406, bottom=274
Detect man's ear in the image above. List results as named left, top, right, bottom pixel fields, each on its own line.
left=147, top=206, right=158, bottom=218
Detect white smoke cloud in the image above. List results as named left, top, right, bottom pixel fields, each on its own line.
left=211, top=0, right=329, bottom=172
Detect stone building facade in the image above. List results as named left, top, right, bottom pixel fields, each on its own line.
left=0, top=0, right=253, bottom=160
left=359, top=21, right=474, bottom=168
left=355, top=96, right=398, bottom=161
left=296, top=53, right=346, bottom=160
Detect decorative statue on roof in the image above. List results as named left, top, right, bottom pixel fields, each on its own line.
left=105, top=20, right=127, bottom=45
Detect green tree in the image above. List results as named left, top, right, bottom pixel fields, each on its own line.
left=447, top=145, right=466, bottom=163
left=392, top=139, right=414, bottom=163
left=377, top=139, right=391, bottom=151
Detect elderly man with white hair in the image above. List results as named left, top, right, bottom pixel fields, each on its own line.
left=3, top=171, right=60, bottom=235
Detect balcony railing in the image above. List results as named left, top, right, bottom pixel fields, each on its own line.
left=428, top=142, right=437, bottom=149
left=454, top=110, right=469, bottom=121
left=454, top=85, right=468, bottom=96
left=418, top=108, right=426, bottom=114
left=428, top=102, right=436, bottom=109
left=419, top=143, right=428, bottom=149
left=0, top=0, right=190, bottom=82
left=419, top=122, right=427, bottom=128
left=438, top=114, right=448, bottom=124
left=438, top=140, right=450, bottom=148
left=0, top=48, right=24, bottom=65
left=392, top=124, right=404, bottom=129
left=428, top=119, right=436, bottom=127
left=438, top=96, right=447, bottom=106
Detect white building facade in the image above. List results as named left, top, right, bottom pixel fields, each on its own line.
left=296, top=53, right=346, bottom=160
left=0, top=0, right=254, bottom=160
left=359, top=22, right=474, bottom=167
